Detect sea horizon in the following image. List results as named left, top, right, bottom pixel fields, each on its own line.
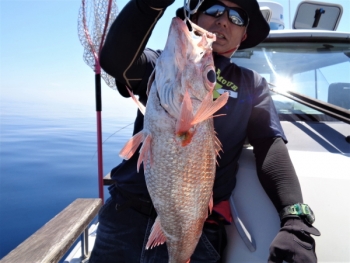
left=0, top=90, right=137, bottom=259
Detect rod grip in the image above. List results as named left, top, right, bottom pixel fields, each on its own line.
left=95, top=74, right=102, bottom=111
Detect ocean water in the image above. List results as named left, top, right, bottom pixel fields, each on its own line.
left=0, top=94, right=137, bottom=259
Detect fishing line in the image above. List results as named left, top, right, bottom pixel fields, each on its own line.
left=183, top=0, right=205, bottom=24
left=90, top=122, right=134, bottom=160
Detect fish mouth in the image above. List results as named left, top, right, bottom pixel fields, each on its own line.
left=190, top=21, right=215, bottom=40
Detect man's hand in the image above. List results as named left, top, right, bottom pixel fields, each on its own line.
left=268, top=218, right=321, bottom=263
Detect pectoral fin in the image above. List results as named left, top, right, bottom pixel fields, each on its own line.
left=137, top=134, right=152, bottom=172
left=119, top=131, right=144, bottom=160
left=176, top=90, right=193, bottom=135
left=175, top=90, right=196, bottom=146
left=191, top=91, right=229, bottom=125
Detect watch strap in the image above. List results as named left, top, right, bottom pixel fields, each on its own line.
left=279, top=203, right=315, bottom=224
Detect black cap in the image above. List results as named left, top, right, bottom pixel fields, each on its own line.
left=176, top=0, right=270, bottom=50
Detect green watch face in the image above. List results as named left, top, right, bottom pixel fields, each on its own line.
left=300, top=204, right=315, bottom=224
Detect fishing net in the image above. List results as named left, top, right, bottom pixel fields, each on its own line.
left=78, top=0, right=118, bottom=89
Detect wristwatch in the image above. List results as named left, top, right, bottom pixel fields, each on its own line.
left=279, top=203, right=315, bottom=225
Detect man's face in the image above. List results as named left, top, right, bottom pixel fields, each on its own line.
left=194, top=0, right=247, bottom=57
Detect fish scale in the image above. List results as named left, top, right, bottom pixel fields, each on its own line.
left=144, top=86, right=217, bottom=262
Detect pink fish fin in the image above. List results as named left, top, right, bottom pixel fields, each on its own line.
left=146, top=216, right=167, bottom=250
left=209, top=192, right=214, bottom=215
left=119, top=131, right=144, bottom=160
left=176, top=90, right=196, bottom=146
left=176, top=90, right=193, bottom=134
left=191, top=91, right=229, bottom=125
left=126, top=86, right=146, bottom=115
left=186, top=260, right=191, bottom=263
left=214, top=134, right=223, bottom=159
left=137, top=134, right=152, bottom=172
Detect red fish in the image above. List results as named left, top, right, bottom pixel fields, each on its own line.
left=120, top=17, right=228, bottom=263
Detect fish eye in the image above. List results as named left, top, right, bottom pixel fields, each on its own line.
left=203, top=66, right=216, bottom=92
left=207, top=69, right=216, bottom=83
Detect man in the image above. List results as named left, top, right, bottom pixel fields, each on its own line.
left=89, top=0, right=320, bottom=262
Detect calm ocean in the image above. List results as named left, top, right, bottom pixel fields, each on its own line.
left=0, top=95, right=136, bottom=259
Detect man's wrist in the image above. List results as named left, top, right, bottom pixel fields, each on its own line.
left=279, top=203, right=315, bottom=225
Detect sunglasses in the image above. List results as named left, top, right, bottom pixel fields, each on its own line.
left=203, top=3, right=249, bottom=27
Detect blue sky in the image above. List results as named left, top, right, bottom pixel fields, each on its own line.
left=0, top=0, right=349, bottom=120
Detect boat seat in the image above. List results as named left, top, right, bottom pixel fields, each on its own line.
left=328, top=82, right=350, bottom=110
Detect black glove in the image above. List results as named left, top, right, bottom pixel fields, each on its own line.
left=268, top=218, right=321, bottom=263
left=141, top=0, right=175, bottom=9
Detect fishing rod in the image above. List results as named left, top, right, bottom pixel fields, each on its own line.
left=78, top=0, right=118, bottom=202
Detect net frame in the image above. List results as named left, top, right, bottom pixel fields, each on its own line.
left=78, top=0, right=118, bottom=88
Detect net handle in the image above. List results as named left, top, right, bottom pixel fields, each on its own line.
left=79, top=0, right=115, bottom=202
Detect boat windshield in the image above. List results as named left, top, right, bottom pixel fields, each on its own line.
left=232, top=42, right=350, bottom=122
